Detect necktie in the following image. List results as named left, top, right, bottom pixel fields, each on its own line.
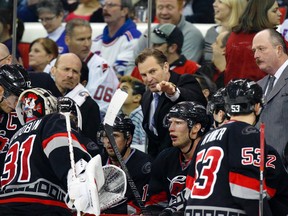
left=151, top=93, right=160, bottom=128
left=265, top=75, right=276, bottom=99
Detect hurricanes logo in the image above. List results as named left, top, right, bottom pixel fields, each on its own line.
left=168, top=175, right=186, bottom=197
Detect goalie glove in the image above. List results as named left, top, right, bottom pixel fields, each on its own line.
left=66, top=155, right=105, bottom=216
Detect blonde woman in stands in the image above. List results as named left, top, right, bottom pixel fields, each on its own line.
left=65, top=0, right=104, bottom=22
left=203, top=0, right=247, bottom=64
left=225, top=0, right=281, bottom=85
left=28, top=38, right=59, bottom=72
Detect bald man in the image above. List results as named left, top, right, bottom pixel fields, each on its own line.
left=0, top=43, right=13, bottom=66
left=31, top=53, right=101, bottom=153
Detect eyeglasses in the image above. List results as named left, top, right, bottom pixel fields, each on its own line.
left=153, top=28, right=169, bottom=40
left=38, top=16, right=56, bottom=23
left=101, top=2, right=122, bottom=9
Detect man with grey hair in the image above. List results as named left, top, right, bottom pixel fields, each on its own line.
left=37, top=0, right=68, bottom=54
left=65, top=18, right=119, bottom=116
left=91, top=0, right=142, bottom=77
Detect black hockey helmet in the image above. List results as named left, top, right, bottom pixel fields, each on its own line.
left=16, top=88, right=57, bottom=125
left=207, top=87, right=226, bottom=115
left=57, top=97, right=82, bottom=130
left=0, top=64, right=31, bottom=96
left=163, top=101, right=210, bottom=136
left=224, top=79, right=263, bottom=115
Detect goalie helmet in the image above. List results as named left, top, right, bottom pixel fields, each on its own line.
left=207, top=87, right=226, bottom=115
left=224, top=79, right=263, bottom=115
left=16, top=87, right=57, bottom=125
left=163, top=101, right=210, bottom=136
left=0, top=64, right=31, bottom=96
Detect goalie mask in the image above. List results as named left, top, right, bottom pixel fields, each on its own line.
left=16, top=88, right=57, bottom=125
left=163, top=101, right=210, bottom=136
left=224, top=79, right=263, bottom=115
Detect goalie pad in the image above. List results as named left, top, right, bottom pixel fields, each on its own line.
left=99, top=164, right=127, bottom=211
left=67, top=155, right=104, bottom=216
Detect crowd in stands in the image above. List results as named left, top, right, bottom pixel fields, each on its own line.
left=2, top=0, right=288, bottom=215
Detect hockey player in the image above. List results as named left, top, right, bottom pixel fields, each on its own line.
left=206, top=87, right=229, bottom=129
left=145, top=101, right=210, bottom=215
left=183, top=79, right=288, bottom=215
left=0, top=64, right=31, bottom=178
left=0, top=88, right=93, bottom=215
left=98, top=113, right=152, bottom=215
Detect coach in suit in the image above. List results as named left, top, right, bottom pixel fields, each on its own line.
left=135, top=48, right=207, bottom=158
left=252, top=28, right=288, bottom=162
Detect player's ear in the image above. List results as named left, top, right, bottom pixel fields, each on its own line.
left=189, top=123, right=201, bottom=139
left=254, top=103, right=262, bottom=116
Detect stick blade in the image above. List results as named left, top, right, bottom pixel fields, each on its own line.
left=104, top=89, right=128, bottom=126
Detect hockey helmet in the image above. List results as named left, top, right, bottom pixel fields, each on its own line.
left=57, top=97, right=82, bottom=130
left=223, top=79, right=263, bottom=115
left=207, top=87, right=226, bottom=115
left=163, top=101, right=210, bottom=136
left=16, top=88, right=57, bottom=125
left=0, top=64, right=31, bottom=96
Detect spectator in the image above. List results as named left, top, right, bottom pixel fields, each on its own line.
left=65, top=18, right=119, bottom=115
left=203, top=0, right=247, bottom=64
left=224, top=0, right=281, bottom=85
left=65, top=0, right=104, bottom=22
left=193, top=72, right=217, bottom=100
left=0, top=43, right=13, bottom=66
left=37, top=0, right=69, bottom=54
left=134, top=0, right=204, bottom=63
left=145, top=101, right=210, bottom=214
left=0, top=87, right=92, bottom=215
left=99, top=114, right=152, bottom=214
left=28, top=37, right=59, bottom=72
left=197, top=30, right=231, bottom=89
left=0, top=8, right=25, bottom=62
left=91, top=0, right=141, bottom=76
left=183, top=0, right=215, bottom=24
left=119, top=75, right=146, bottom=152
left=252, top=28, right=288, bottom=161
left=135, top=48, right=207, bottom=158
left=17, top=0, right=40, bottom=22
left=131, top=23, right=199, bottom=80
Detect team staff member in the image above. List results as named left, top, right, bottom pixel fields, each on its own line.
left=135, top=48, right=207, bottom=158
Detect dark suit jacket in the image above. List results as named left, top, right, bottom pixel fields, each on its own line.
left=29, top=72, right=101, bottom=148
left=257, top=66, right=288, bottom=158
left=141, top=71, right=207, bottom=158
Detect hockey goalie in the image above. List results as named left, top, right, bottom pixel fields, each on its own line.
left=0, top=87, right=126, bottom=216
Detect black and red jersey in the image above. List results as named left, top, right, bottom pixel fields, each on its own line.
left=0, top=113, right=91, bottom=215
left=185, top=121, right=273, bottom=216
left=0, top=111, right=23, bottom=176
left=145, top=147, right=191, bottom=212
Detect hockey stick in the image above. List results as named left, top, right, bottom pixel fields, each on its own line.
left=103, top=89, right=151, bottom=215
left=259, top=123, right=265, bottom=216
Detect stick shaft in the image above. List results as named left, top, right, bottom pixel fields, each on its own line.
left=259, top=123, right=265, bottom=216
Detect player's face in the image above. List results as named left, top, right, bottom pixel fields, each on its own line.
left=138, top=56, right=170, bottom=92
left=213, top=0, right=231, bottom=23
left=168, top=117, right=191, bottom=149
left=156, top=0, right=182, bottom=25
left=0, top=86, right=18, bottom=113
left=267, top=1, right=281, bottom=27
left=102, top=131, right=128, bottom=158
left=65, top=26, right=92, bottom=61
left=252, top=31, right=279, bottom=75
left=51, top=55, right=81, bottom=95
